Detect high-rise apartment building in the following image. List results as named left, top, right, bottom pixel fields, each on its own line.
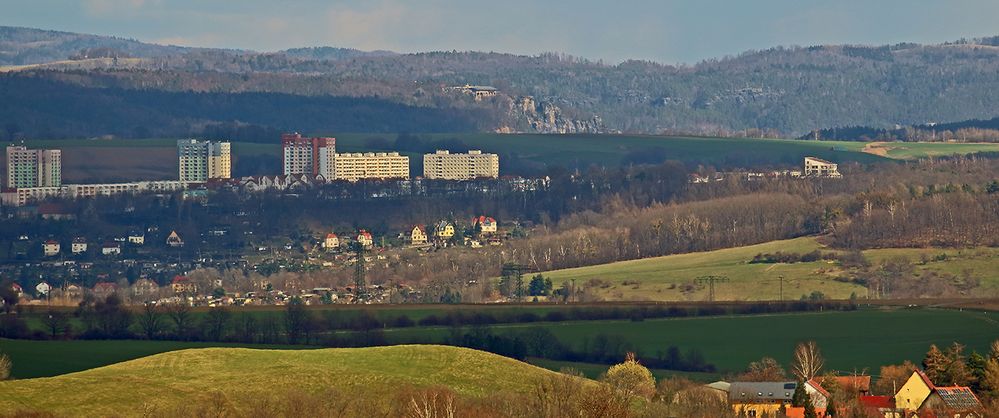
left=5, top=145, right=61, bottom=190
left=177, top=139, right=231, bottom=183
left=423, top=150, right=499, bottom=180
left=326, top=152, right=409, bottom=182
left=281, top=133, right=336, bottom=176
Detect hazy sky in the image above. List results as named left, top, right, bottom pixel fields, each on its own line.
left=4, top=0, right=999, bottom=63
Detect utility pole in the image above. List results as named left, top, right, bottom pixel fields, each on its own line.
left=779, top=275, right=784, bottom=302
left=695, top=275, right=729, bottom=302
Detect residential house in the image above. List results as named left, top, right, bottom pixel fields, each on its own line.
left=919, top=386, right=983, bottom=417
left=471, top=216, right=498, bottom=235
left=433, top=221, right=455, bottom=241
left=356, top=230, right=374, bottom=249
left=728, top=381, right=828, bottom=417
left=92, top=282, right=118, bottom=299
left=166, top=230, right=184, bottom=247
left=409, top=225, right=428, bottom=246
left=728, top=381, right=796, bottom=417
left=101, top=242, right=121, bottom=255
left=132, top=278, right=160, bottom=299
left=43, top=240, right=60, bottom=256
left=171, top=276, right=197, bottom=294
left=71, top=237, right=88, bottom=254
left=895, top=370, right=935, bottom=412
left=323, top=233, right=339, bottom=251
left=128, top=231, right=145, bottom=245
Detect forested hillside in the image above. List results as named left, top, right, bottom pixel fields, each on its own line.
left=4, top=26, right=999, bottom=137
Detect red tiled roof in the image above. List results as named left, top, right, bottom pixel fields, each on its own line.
left=326, top=233, right=338, bottom=239
left=859, top=395, right=894, bottom=409
left=807, top=379, right=831, bottom=399
left=172, top=275, right=190, bottom=284
left=915, top=370, right=936, bottom=390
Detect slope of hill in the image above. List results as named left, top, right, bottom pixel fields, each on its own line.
left=0, top=345, right=563, bottom=416
left=538, top=237, right=999, bottom=302
left=4, top=26, right=999, bottom=137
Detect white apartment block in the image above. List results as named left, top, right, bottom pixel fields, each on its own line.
left=177, top=139, right=231, bottom=183
left=803, top=157, right=842, bottom=178
left=6, top=145, right=61, bottom=189
left=326, top=152, right=409, bottom=182
left=0, top=181, right=187, bottom=206
left=423, top=150, right=499, bottom=180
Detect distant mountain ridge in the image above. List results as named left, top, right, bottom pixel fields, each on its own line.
left=3, top=25, right=999, bottom=137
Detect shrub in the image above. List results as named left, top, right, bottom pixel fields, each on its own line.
left=602, top=352, right=656, bottom=399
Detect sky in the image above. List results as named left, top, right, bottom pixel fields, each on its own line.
left=3, top=0, right=999, bottom=64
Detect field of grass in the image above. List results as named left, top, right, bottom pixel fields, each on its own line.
left=0, top=339, right=309, bottom=379
left=380, top=308, right=999, bottom=376
left=538, top=237, right=999, bottom=302
left=865, top=141, right=999, bottom=159
left=0, top=345, right=562, bottom=416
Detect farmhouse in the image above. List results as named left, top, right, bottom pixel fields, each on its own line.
left=894, top=370, right=983, bottom=416
left=804, top=157, right=842, bottom=178
left=726, top=380, right=829, bottom=416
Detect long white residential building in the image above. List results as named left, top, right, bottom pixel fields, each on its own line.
left=324, top=152, right=409, bottom=182
left=0, top=181, right=188, bottom=206
left=423, top=149, right=499, bottom=180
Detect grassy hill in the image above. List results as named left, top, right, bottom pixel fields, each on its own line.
left=0, top=345, right=564, bottom=416
left=538, top=237, right=999, bottom=302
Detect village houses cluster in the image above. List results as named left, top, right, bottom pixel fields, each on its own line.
left=707, top=368, right=982, bottom=417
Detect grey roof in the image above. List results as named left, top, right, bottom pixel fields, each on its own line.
left=728, top=382, right=798, bottom=402
left=705, top=381, right=731, bottom=392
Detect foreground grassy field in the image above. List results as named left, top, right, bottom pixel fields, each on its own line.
left=539, top=237, right=999, bottom=302
left=0, top=345, right=562, bottom=416
left=380, top=308, right=999, bottom=375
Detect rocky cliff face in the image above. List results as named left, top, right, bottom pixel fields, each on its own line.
left=497, top=96, right=605, bottom=134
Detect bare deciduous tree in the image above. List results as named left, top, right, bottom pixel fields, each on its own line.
left=792, top=341, right=825, bottom=382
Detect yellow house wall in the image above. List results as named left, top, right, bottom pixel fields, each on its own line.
left=732, top=402, right=784, bottom=416
left=895, top=372, right=932, bottom=411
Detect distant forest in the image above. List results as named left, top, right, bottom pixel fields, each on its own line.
left=4, top=26, right=999, bottom=137
left=0, top=75, right=492, bottom=140
left=804, top=117, right=999, bottom=143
